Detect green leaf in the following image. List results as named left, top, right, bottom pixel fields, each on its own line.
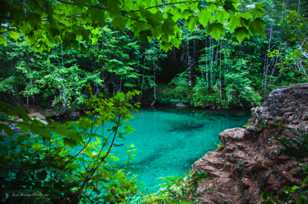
left=106, top=0, right=120, bottom=15
left=9, top=31, right=20, bottom=41
left=64, top=137, right=78, bottom=146
left=234, top=27, right=250, bottom=42
left=187, top=17, right=197, bottom=31
left=249, top=18, right=265, bottom=35
left=208, top=23, right=224, bottom=40
left=112, top=15, right=127, bottom=28
left=240, top=12, right=253, bottom=20
left=0, top=35, right=7, bottom=46
left=250, top=3, right=264, bottom=18
left=229, top=15, right=241, bottom=32
left=162, top=19, right=175, bottom=35
left=199, top=9, right=211, bottom=27
left=215, top=9, right=229, bottom=24
left=32, top=143, right=42, bottom=151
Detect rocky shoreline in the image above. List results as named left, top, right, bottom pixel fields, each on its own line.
left=192, top=84, right=308, bottom=203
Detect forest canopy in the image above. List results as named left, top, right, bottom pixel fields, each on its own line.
left=1, top=0, right=265, bottom=50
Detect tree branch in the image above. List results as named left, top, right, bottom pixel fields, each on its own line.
left=74, top=115, right=121, bottom=202
left=56, top=0, right=201, bottom=12
left=130, top=0, right=201, bottom=12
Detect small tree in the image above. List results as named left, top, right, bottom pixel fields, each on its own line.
left=0, top=91, right=140, bottom=203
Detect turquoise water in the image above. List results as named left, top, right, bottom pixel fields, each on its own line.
left=112, top=109, right=249, bottom=193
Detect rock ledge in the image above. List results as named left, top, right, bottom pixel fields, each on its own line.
left=192, top=84, right=308, bottom=204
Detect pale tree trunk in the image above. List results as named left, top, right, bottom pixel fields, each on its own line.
left=209, top=38, right=211, bottom=90
left=219, top=41, right=223, bottom=102
left=187, top=39, right=192, bottom=87
left=262, top=25, right=273, bottom=93
left=151, top=59, right=157, bottom=107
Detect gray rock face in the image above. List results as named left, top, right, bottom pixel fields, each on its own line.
left=192, top=84, right=308, bottom=204
left=252, top=83, right=308, bottom=127
left=28, top=112, right=48, bottom=125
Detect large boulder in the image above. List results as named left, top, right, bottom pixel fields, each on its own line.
left=192, top=84, right=308, bottom=204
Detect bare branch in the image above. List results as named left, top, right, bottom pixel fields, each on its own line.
left=56, top=0, right=105, bottom=9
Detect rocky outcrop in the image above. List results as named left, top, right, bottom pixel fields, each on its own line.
left=192, top=84, right=308, bottom=204
left=28, top=112, right=48, bottom=125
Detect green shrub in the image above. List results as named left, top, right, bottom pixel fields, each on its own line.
left=0, top=91, right=139, bottom=203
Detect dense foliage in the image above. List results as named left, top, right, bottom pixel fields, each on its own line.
left=0, top=26, right=167, bottom=112
left=158, top=0, right=307, bottom=108
left=0, top=91, right=139, bottom=203
left=1, top=0, right=264, bottom=50
left=1, top=1, right=306, bottom=110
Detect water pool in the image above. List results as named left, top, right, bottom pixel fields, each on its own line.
left=112, top=109, right=249, bottom=193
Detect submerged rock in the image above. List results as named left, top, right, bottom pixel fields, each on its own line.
left=28, top=111, right=48, bottom=125
left=168, top=121, right=205, bottom=132
left=192, top=84, right=308, bottom=204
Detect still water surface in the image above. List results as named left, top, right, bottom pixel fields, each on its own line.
left=112, top=109, right=249, bottom=192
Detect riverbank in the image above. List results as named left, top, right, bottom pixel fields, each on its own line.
left=23, top=100, right=251, bottom=124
